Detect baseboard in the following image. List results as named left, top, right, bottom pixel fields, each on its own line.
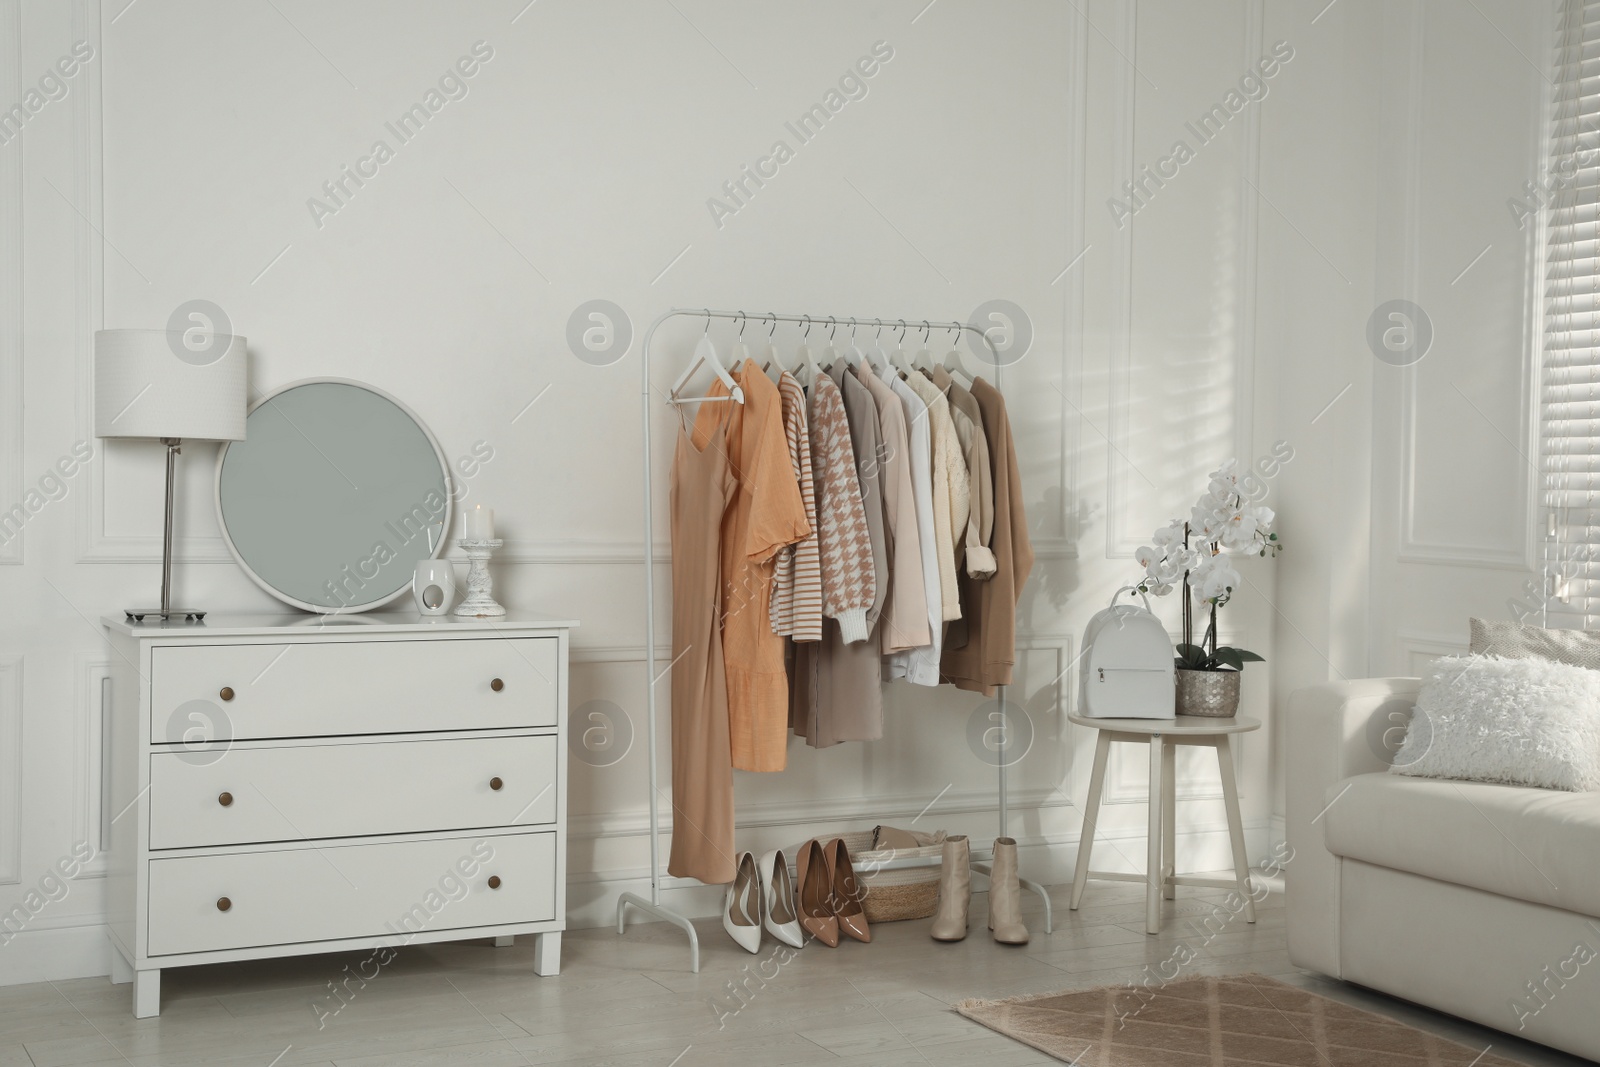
left=0, top=821, right=1271, bottom=986
left=0, top=921, right=109, bottom=985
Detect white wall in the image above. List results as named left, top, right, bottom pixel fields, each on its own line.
left=0, top=0, right=1431, bottom=984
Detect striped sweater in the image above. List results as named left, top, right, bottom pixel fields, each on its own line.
left=769, top=372, right=824, bottom=642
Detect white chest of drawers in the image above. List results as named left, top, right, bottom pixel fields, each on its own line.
left=101, top=612, right=574, bottom=1018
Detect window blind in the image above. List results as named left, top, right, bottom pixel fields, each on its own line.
left=1540, top=0, right=1600, bottom=624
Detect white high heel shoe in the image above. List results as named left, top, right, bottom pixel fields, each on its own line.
left=723, top=851, right=762, bottom=954
left=758, top=849, right=806, bottom=948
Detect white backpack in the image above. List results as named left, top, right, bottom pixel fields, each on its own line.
left=1080, top=588, right=1175, bottom=719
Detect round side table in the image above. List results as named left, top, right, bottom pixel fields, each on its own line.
left=1066, top=713, right=1262, bottom=934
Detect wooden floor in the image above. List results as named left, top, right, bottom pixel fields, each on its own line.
left=0, top=881, right=1589, bottom=1066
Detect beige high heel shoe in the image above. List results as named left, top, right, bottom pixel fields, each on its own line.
left=825, top=838, right=871, bottom=943
left=759, top=848, right=806, bottom=949
left=795, top=839, right=840, bottom=947
left=929, top=835, right=971, bottom=941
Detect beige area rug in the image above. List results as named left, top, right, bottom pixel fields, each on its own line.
left=955, top=974, right=1524, bottom=1066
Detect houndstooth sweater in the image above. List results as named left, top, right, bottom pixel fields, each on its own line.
left=807, top=372, right=876, bottom=643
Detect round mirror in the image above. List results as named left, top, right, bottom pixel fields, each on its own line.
left=215, top=379, right=451, bottom=613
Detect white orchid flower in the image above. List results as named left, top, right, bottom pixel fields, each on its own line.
left=1208, top=459, right=1239, bottom=487
left=1194, top=556, right=1240, bottom=601
left=1151, top=520, right=1185, bottom=548
left=1218, top=511, right=1259, bottom=550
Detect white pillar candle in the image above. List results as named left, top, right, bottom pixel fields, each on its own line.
left=465, top=504, right=494, bottom=541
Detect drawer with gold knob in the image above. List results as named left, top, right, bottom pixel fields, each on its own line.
left=150, top=637, right=557, bottom=743
left=146, top=831, right=557, bottom=956
left=148, top=735, right=558, bottom=849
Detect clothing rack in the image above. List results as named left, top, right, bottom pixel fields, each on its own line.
left=616, top=306, right=1054, bottom=972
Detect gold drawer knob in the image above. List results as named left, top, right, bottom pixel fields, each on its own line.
left=487, top=875, right=502, bottom=890
left=218, top=792, right=233, bottom=807
left=490, top=777, right=503, bottom=791
left=219, top=687, right=235, bottom=702
left=490, top=678, right=504, bottom=692
left=217, top=897, right=232, bottom=912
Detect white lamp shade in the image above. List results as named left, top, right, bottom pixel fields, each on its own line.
left=94, top=329, right=248, bottom=441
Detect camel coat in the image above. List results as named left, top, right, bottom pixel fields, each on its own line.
left=940, top=376, right=1033, bottom=695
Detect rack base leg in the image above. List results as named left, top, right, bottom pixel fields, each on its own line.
left=969, top=861, right=1054, bottom=935
left=617, top=891, right=700, bottom=973
left=1018, top=874, right=1055, bottom=934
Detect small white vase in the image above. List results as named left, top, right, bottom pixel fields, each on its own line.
left=412, top=561, right=455, bottom=616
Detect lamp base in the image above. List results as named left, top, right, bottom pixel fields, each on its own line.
left=124, top=608, right=207, bottom=623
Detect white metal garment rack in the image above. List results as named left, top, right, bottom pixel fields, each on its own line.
left=616, top=306, right=1054, bottom=972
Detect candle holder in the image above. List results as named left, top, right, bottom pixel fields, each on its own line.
left=453, top=539, right=506, bottom=617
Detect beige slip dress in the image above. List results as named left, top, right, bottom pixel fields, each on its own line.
left=666, top=405, right=738, bottom=885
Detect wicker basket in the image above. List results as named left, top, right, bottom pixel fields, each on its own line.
left=795, top=829, right=947, bottom=923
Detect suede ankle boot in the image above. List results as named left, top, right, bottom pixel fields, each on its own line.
left=987, top=837, right=1029, bottom=945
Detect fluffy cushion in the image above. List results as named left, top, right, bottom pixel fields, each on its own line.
left=1469, top=617, right=1600, bottom=670
left=1391, top=653, right=1600, bottom=791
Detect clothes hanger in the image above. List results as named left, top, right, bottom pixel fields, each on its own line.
left=865, top=319, right=892, bottom=375
left=796, top=316, right=823, bottom=386
left=913, top=320, right=937, bottom=373
left=819, top=317, right=842, bottom=374
left=759, top=312, right=784, bottom=377
left=942, top=321, right=974, bottom=388
left=669, top=309, right=745, bottom=405
left=843, top=321, right=865, bottom=369
left=890, top=319, right=912, bottom=378
left=727, top=311, right=750, bottom=380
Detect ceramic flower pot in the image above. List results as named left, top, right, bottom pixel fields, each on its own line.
left=1175, top=668, right=1240, bottom=717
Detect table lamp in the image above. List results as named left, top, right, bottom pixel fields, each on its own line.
left=94, top=328, right=247, bottom=622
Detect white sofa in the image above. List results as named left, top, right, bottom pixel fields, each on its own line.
left=1287, top=678, right=1600, bottom=1062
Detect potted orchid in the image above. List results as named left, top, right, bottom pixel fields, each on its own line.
left=1132, top=460, right=1281, bottom=716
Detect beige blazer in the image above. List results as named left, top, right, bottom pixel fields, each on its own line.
left=904, top=370, right=969, bottom=622
left=929, top=367, right=996, bottom=578
left=855, top=365, right=931, bottom=653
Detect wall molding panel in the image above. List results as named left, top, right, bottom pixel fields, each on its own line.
left=0, top=655, right=21, bottom=886
left=1046, top=1, right=1089, bottom=553
left=1397, top=372, right=1536, bottom=571
left=1104, top=1, right=1265, bottom=559
left=72, top=656, right=110, bottom=879
left=1394, top=628, right=1466, bottom=676
left=1393, top=0, right=1537, bottom=574
left=0, top=0, right=22, bottom=567
left=1102, top=0, right=1141, bottom=561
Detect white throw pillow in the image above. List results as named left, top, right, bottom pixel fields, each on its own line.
left=1468, top=617, right=1600, bottom=670
left=1391, top=653, right=1600, bottom=792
